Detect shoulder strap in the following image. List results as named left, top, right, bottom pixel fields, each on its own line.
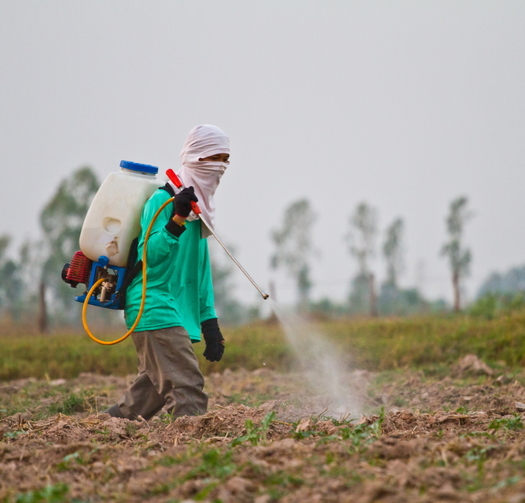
left=159, top=183, right=176, bottom=219
left=116, top=185, right=176, bottom=310
left=159, top=182, right=175, bottom=197
left=116, top=237, right=142, bottom=310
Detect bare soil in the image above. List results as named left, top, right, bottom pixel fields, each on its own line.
left=3, top=360, right=525, bottom=502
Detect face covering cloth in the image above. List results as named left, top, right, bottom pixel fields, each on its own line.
left=168, top=125, right=230, bottom=238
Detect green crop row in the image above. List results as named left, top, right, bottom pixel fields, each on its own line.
left=1, top=311, right=525, bottom=381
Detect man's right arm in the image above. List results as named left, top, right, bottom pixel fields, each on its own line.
left=139, top=191, right=186, bottom=266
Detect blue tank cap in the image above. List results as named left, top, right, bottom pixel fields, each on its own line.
left=120, top=160, right=158, bottom=175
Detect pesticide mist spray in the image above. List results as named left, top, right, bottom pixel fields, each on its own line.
left=269, top=300, right=362, bottom=418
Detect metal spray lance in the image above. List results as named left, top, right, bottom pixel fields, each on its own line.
left=165, top=169, right=269, bottom=300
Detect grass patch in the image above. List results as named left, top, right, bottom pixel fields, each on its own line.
left=47, top=391, right=96, bottom=415
left=2, top=311, right=525, bottom=381
left=14, top=483, right=70, bottom=503
left=147, top=446, right=238, bottom=499
left=0, top=381, right=100, bottom=420
left=231, top=411, right=276, bottom=446
left=0, top=333, right=138, bottom=381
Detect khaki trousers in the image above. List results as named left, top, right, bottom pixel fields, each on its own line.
left=116, top=326, right=208, bottom=420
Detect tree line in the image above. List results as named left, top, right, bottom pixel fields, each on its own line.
left=269, top=195, right=473, bottom=317
left=0, top=167, right=99, bottom=331
left=0, top=165, right=520, bottom=330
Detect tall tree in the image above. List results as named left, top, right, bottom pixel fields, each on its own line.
left=0, top=235, right=21, bottom=320
left=377, top=218, right=405, bottom=315
left=441, top=196, right=473, bottom=312
left=346, top=203, right=377, bottom=276
left=39, top=166, right=100, bottom=329
left=271, top=199, right=317, bottom=311
left=383, top=217, right=404, bottom=288
left=0, top=235, right=37, bottom=323
left=345, top=202, right=378, bottom=316
left=0, top=234, right=11, bottom=315
left=21, top=240, right=45, bottom=324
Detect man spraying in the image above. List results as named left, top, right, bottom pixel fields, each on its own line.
left=106, top=124, right=230, bottom=420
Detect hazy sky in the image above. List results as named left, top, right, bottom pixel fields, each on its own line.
left=1, top=1, right=524, bottom=306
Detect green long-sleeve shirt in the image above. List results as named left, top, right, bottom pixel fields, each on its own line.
left=124, top=189, right=216, bottom=341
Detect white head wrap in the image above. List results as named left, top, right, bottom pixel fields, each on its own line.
left=169, top=125, right=230, bottom=238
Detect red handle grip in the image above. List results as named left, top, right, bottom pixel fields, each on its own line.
left=165, top=169, right=202, bottom=215
left=166, top=168, right=183, bottom=188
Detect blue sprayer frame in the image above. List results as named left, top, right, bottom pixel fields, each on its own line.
left=74, top=255, right=126, bottom=310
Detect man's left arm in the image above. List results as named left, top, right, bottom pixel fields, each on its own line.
left=199, top=240, right=224, bottom=362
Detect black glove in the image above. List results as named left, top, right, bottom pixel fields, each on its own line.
left=175, top=186, right=198, bottom=218
left=201, top=318, right=225, bottom=362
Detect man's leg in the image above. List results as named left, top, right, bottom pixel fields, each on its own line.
left=114, top=370, right=166, bottom=420
left=142, top=327, right=208, bottom=418
left=110, top=327, right=208, bottom=420
left=108, top=329, right=167, bottom=420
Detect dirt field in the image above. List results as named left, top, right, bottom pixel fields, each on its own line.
left=3, top=358, right=525, bottom=502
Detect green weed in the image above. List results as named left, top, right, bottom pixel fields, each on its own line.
left=55, top=448, right=100, bottom=472
left=15, top=483, right=69, bottom=503
left=309, top=411, right=384, bottom=452
left=149, top=448, right=236, bottom=499
left=56, top=451, right=83, bottom=472
left=3, top=430, right=27, bottom=440
left=48, top=391, right=95, bottom=415
left=192, top=481, right=220, bottom=501
left=491, top=475, right=521, bottom=492
left=265, top=488, right=286, bottom=500
left=489, top=416, right=524, bottom=431
left=158, top=410, right=177, bottom=423
left=185, top=448, right=237, bottom=481
left=264, top=470, right=304, bottom=488
left=341, top=412, right=384, bottom=454
left=124, top=422, right=138, bottom=437
left=464, top=431, right=496, bottom=440
left=147, top=483, right=170, bottom=496
left=155, top=455, right=186, bottom=467
left=465, top=445, right=500, bottom=474
left=231, top=411, right=276, bottom=446
left=393, top=397, right=407, bottom=407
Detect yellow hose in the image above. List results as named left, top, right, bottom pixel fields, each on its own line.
left=81, top=197, right=174, bottom=345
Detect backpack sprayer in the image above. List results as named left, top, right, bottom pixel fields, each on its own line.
left=62, top=161, right=268, bottom=346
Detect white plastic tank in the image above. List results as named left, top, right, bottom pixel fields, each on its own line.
left=79, top=160, right=165, bottom=267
